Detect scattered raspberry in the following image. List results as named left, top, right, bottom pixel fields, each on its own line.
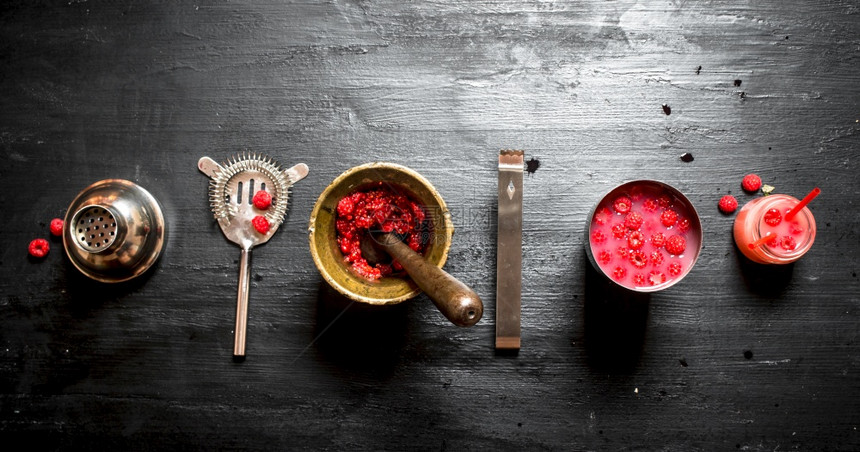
left=627, top=231, right=645, bottom=250
left=598, top=250, right=612, bottom=265
left=591, top=230, right=607, bottom=245
left=660, top=209, right=678, bottom=227
left=780, top=235, right=797, bottom=251
left=665, top=235, right=687, bottom=255
left=789, top=222, right=804, bottom=235
left=49, top=218, right=64, bottom=236
left=650, top=250, right=664, bottom=266
left=764, top=208, right=782, bottom=226
left=633, top=274, right=647, bottom=286
left=629, top=250, right=648, bottom=269
left=657, top=194, right=672, bottom=208
left=718, top=195, right=738, bottom=214
left=648, top=271, right=667, bottom=286
left=612, top=266, right=627, bottom=280
left=624, top=211, right=644, bottom=230
left=616, top=246, right=630, bottom=260
left=253, top=190, right=272, bottom=210
left=667, top=261, right=683, bottom=276
left=594, top=207, right=613, bottom=226
left=28, top=238, right=50, bottom=258
left=642, top=199, right=659, bottom=213
left=252, top=215, right=270, bottom=234
left=742, top=174, right=762, bottom=193
left=651, top=232, right=665, bottom=248
left=613, top=196, right=632, bottom=214
left=611, top=223, right=627, bottom=239
left=676, top=218, right=690, bottom=233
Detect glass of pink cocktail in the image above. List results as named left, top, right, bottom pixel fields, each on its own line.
left=586, top=180, right=703, bottom=292
left=733, top=192, right=818, bottom=264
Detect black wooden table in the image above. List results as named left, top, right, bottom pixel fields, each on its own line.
left=2, top=1, right=859, bottom=450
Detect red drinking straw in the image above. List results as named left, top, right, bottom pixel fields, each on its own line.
left=748, top=232, right=777, bottom=250
left=784, top=187, right=821, bottom=222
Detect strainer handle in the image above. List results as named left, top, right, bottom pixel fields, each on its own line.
left=234, top=248, right=251, bottom=358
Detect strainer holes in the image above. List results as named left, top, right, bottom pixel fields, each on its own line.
left=99, top=232, right=104, bottom=237
left=103, top=239, right=109, bottom=244
left=237, top=182, right=243, bottom=205
left=248, top=179, right=255, bottom=204
left=98, top=217, right=103, bottom=221
left=111, top=222, right=116, bottom=227
left=94, top=225, right=99, bottom=230
left=78, top=228, right=82, bottom=233
left=110, top=231, right=115, bottom=236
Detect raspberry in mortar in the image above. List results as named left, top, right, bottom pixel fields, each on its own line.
left=742, top=174, right=762, bottom=193
left=335, top=184, right=428, bottom=281
left=252, top=190, right=272, bottom=210
left=50, top=218, right=64, bottom=236
left=252, top=216, right=270, bottom=234
left=29, top=238, right=50, bottom=258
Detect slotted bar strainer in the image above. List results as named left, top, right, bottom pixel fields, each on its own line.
left=198, top=153, right=309, bottom=358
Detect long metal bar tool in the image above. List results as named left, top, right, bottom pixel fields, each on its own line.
left=496, top=150, right=523, bottom=350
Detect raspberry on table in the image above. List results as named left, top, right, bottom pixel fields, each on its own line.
left=251, top=215, right=270, bottom=234
left=49, top=218, right=64, bottom=236
left=252, top=190, right=272, bottom=210
left=764, top=208, right=782, bottom=226
left=624, top=211, right=644, bottom=230
left=613, top=196, right=632, bottom=214
left=665, top=235, right=687, bottom=255
left=660, top=209, right=678, bottom=227
left=742, top=174, right=762, bottom=193
left=718, top=195, right=738, bottom=214
left=28, top=238, right=50, bottom=258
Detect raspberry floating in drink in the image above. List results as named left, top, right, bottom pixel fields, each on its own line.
left=588, top=181, right=702, bottom=291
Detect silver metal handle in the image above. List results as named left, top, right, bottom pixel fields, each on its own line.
left=234, top=248, right=251, bottom=357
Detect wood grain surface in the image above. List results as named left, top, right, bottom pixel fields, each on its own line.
left=1, top=0, right=859, bottom=450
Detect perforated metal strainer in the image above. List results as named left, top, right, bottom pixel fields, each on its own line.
left=198, top=153, right=308, bottom=359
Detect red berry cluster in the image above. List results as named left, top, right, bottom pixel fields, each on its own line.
left=336, top=184, right=428, bottom=280
left=28, top=218, right=64, bottom=259
left=590, top=188, right=695, bottom=289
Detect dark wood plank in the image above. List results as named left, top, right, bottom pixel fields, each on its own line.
left=1, top=0, right=858, bottom=449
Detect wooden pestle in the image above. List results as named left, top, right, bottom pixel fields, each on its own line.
left=361, top=232, right=483, bottom=327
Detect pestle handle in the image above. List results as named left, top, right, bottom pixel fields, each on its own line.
left=374, top=233, right=483, bottom=327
